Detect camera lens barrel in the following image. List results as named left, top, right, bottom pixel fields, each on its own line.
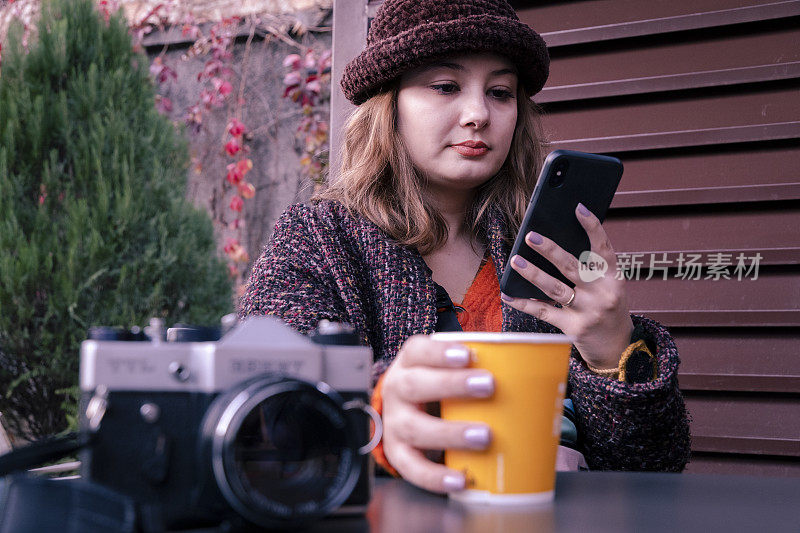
left=203, top=376, right=363, bottom=528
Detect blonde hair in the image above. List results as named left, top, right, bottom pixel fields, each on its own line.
left=313, top=85, right=547, bottom=254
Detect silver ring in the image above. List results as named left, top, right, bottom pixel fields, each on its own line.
left=564, top=289, right=576, bottom=308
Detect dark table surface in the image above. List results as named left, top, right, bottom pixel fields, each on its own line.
left=308, top=471, right=800, bottom=533
left=2, top=471, right=798, bottom=532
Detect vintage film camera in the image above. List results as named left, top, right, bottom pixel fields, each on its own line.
left=79, top=316, right=380, bottom=530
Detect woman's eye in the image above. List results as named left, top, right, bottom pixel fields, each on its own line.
left=431, top=83, right=458, bottom=95
left=490, top=88, right=514, bottom=100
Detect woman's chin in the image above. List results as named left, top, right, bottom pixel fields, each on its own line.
left=427, top=173, right=497, bottom=191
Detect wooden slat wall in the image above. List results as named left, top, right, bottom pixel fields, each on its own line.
left=330, top=0, right=800, bottom=476
left=522, top=0, right=800, bottom=476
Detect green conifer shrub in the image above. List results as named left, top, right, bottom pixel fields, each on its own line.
left=0, top=0, right=233, bottom=440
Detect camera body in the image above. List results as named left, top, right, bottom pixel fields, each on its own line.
left=79, top=316, right=374, bottom=530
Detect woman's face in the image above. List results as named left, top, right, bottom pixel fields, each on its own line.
left=396, top=53, right=518, bottom=194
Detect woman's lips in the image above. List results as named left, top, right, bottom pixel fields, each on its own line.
left=451, top=143, right=489, bottom=157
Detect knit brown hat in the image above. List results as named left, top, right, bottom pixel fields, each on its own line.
left=340, top=0, right=550, bottom=105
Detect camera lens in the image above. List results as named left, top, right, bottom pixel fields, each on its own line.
left=549, top=159, right=569, bottom=188
left=207, top=377, right=361, bottom=528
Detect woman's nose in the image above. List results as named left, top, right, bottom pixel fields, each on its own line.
left=459, top=92, right=490, bottom=129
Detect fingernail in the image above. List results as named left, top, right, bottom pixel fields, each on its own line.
left=500, top=292, right=513, bottom=302
left=444, top=345, right=470, bottom=366
left=527, top=231, right=543, bottom=245
left=578, top=203, right=591, bottom=217
left=466, top=373, right=494, bottom=397
left=464, top=425, right=491, bottom=448
left=511, top=255, right=528, bottom=268
left=443, top=473, right=465, bottom=492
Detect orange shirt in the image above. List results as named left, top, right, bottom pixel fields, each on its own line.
left=452, top=255, right=503, bottom=332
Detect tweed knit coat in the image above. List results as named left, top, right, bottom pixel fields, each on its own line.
left=240, top=200, right=691, bottom=472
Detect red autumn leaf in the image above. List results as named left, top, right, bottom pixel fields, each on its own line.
left=224, top=138, right=241, bottom=156
left=283, top=54, right=302, bottom=70
left=306, top=80, right=321, bottom=95
left=319, top=50, right=332, bottom=72
left=155, top=95, right=173, bottom=114
left=201, top=59, right=224, bottom=80
left=225, top=159, right=251, bottom=184
left=159, top=65, right=176, bottom=84
left=184, top=105, right=203, bottom=134
left=238, top=182, right=256, bottom=199
left=235, top=158, right=253, bottom=175
left=200, top=88, right=224, bottom=109
left=223, top=238, right=240, bottom=254
left=213, top=77, right=233, bottom=97
left=229, top=195, right=244, bottom=212
left=283, top=71, right=302, bottom=87
left=149, top=56, right=176, bottom=84
left=212, top=45, right=232, bottom=61
left=223, top=238, right=248, bottom=262
left=304, top=49, right=316, bottom=69
left=227, top=118, right=246, bottom=136
left=225, top=163, right=242, bottom=185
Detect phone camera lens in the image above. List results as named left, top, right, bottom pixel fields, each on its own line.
left=549, top=159, right=569, bottom=187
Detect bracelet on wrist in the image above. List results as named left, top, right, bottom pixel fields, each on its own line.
left=585, top=361, right=620, bottom=378
left=586, top=339, right=657, bottom=383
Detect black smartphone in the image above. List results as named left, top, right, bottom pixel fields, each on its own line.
left=499, top=150, right=623, bottom=300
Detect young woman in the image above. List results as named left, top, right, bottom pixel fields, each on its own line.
left=240, top=0, right=690, bottom=494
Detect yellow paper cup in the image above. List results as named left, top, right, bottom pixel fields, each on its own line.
left=433, top=332, right=573, bottom=505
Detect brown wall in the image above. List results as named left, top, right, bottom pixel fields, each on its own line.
left=331, top=0, right=800, bottom=476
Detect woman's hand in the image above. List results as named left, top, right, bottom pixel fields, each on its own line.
left=380, top=335, right=495, bottom=493
left=501, top=203, right=634, bottom=370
